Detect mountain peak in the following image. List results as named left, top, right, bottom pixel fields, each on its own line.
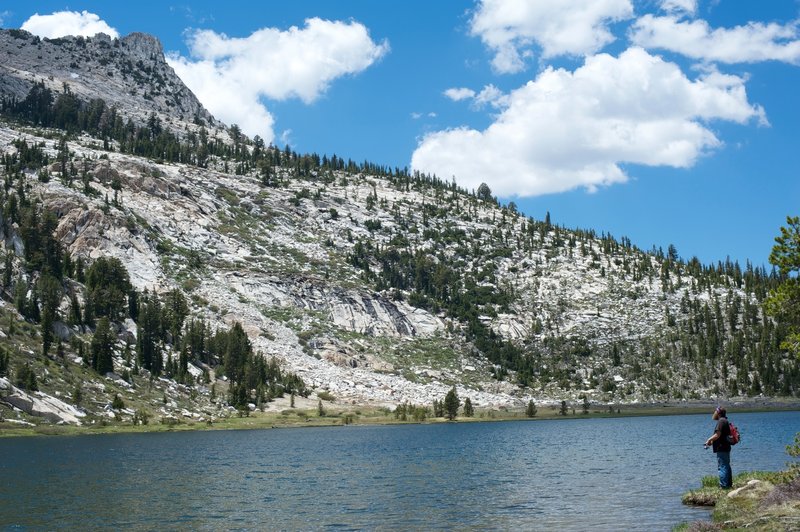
left=120, top=32, right=164, bottom=60
left=0, top=28, right=218, bottom=136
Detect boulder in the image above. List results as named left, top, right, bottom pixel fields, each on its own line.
left=52, top=321, right=73, bottom=341
left=2, top=384, right=85, bottom=424
left=727, top=479, right=774, bottom=500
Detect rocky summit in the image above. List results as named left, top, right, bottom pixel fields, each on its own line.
left=0, top=29, right=218, bottom=136
left=0, top=30, right=796, bottom=427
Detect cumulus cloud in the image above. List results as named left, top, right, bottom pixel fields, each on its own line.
left=411, top=47, right=765, bottom=198
left=444, top=87, right=476, bottom=101
left=631, top=15, right=800, bottom=64
left=21, top=10, right=119, bottom=39
left=469, top=0, right=634, bottom=73
left=660, top=0, right=697, bottom=16
left=168, top=17, right=388, bottom=142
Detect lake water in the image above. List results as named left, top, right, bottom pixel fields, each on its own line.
left=1, top=410, right=798, bottom=531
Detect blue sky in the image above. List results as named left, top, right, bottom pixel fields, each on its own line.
left=2, top=1, right=799, bottom=268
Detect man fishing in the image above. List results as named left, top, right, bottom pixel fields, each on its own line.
left=704, top=406, right=733, bottom=489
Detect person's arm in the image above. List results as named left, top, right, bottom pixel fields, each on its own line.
left=705, top=421, right=722, bottom=446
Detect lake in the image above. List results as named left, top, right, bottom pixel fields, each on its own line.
left=1, top=410, right=798, bottom=530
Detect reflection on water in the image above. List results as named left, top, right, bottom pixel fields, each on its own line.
left=1, top=411, right=797, bottom=530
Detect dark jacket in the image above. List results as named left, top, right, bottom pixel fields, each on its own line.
left=712, top=417, right=731, bottom=453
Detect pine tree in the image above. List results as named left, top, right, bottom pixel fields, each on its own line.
left=68, top=292, right=82, bottom=326
left=38, top=273, right=61, bottom=356
left=444, top=386, right=460, bottom=420
left=111, top=393, right=125, bottom=410
left=432, top=399, right=443, bottom=418
left=161, top=288, right=188, bottom=343
left=0, top=347, right=8, bottom=377
left=91, top=317, right=115, bottom=375
left=526, top=399, right=537, bottom=417
left=2, top=251, right=12, bottom=288
left=224, top=322, right=251, bottom=385
left=765, top=216, right=800, bottom=357
left=72, top=384, right=82, bottom=407
left=136, top=290, right=162, bottom=374
left=463, top=397, right=474, bottom=417
left=15, top=362, right=38, bottom=391
left=85, top=256, right=132, bottom=321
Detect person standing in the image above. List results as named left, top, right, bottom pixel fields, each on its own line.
left=704, top=406, right=732, bottom=488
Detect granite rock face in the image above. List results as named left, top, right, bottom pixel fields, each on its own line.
left=0, top=29, right=218, bottom=136
left=0, top=121, right=767, bottom=409
left=0, top=378, right=86, bottom=424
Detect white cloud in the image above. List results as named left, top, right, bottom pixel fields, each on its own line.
left=469, top=0, right=634, bottom=73
left=21, top=10, right=119, bottom=39
left=474, top=84, right=508, bottom=109
left=660, top=0, right=697, bottom=16
left=411, top=47, right=765, bottom=198
left=444, top=87, right=476, bottom=101
left=445, top=85, right=509, bottom=110
left=631, top=15, right=800, bottom=64
left=168, top=17, right=388, bottom=142
left=411, top=111, right=437, bottom=120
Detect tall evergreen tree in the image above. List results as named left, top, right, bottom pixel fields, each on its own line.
left=444, top=386, right=460, bottom=420
left=38, top=273, right=61, bottom=356
left=161, top=288, right=188, bottom=343
left=0, top=347, right=8, bottom=377
left=85, top=256, right=131, bottom=321
left=136, top=290, right=162, bottom=375
left=463, top=397, right=474, bottom=417
left=91, top=317, right=115, bottom=374
left=224, top=322, right=251, bottom=385
left=766, top=216, right=800, bottom=357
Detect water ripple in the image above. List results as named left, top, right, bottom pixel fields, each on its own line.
left=0, top=412, right=797, bottom=530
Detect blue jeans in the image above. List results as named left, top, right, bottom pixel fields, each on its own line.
left=717, top=451, right=732, bottom=488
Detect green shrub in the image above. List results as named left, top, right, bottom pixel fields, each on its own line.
left=111, top=394, right=125, bottom=410
left=317, top=390, right=335, bottom=402
left=15, top=363, right=38, bottom=391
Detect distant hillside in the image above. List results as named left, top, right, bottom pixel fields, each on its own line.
left=0, top=30, right=796, bottom=429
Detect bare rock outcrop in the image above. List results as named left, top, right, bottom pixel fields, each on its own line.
left=0, top=377, right=86, bottom=425
left=0, top=28, right=218, bottom=136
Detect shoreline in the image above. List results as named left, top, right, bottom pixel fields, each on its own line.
left=3, top=399, right=799, bottom=439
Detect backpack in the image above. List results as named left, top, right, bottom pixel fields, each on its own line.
left=727, top=420, right=740, bottom=445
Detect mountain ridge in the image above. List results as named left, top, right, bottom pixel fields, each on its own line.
left=0, top=29, right=219, bottom=136
left=0, top=29, right=795, bottom=428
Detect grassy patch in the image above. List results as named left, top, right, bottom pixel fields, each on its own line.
left=680, top=470, right=800, bottom=531
left=316, top=390, right=335, bottom=402
left=215, top=186, right=240, bottom=206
